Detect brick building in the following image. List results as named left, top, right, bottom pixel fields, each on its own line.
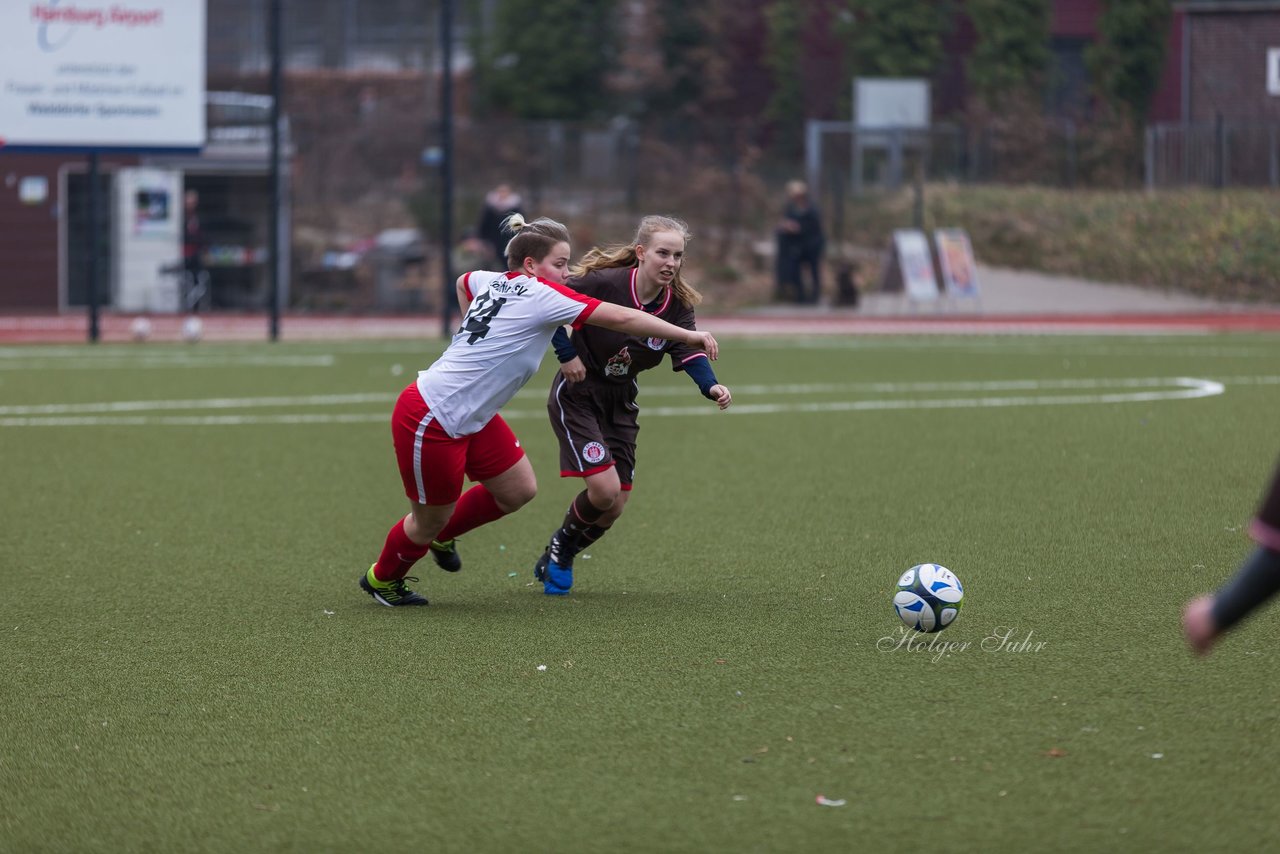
left=1181, top=1, right=1280, bottom=122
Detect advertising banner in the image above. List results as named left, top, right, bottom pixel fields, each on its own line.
left=0, top=2, right=205, bottom=151
left=935, top=228, right=980, bottom=299
left=892, top=229, right=939, bottom=302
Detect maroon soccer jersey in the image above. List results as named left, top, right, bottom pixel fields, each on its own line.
left=564, top=266, right=707, bottom=391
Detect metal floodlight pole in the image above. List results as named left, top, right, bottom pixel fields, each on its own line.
left=439, top=0, right=456, bottom=339
left=87, top=152, right=101, bottom=343
left=268, top=0, right=283, bottom=341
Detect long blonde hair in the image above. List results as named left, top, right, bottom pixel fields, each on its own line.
left=571, top=215, right=702, bottom=307
left=502, top=213, right=571, bottom=271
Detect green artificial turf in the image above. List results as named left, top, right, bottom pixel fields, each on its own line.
left=2, top=333, right=1279, bottom=852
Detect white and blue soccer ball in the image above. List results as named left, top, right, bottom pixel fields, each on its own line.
left=893, top=564, right=964, bottom=633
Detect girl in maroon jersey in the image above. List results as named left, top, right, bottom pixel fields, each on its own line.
left=534, top=215, right=732, bottom=595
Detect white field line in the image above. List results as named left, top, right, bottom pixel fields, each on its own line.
left=0, top=392, right=394, bottom=416
left=0, top=354, right=336, bottom=370
left=0, top=376, right=1232, bottom=428
left=741, top=338, right=1273, bottom=358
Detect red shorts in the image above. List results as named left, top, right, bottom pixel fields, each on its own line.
left=391, top=383, right=525, bottom=506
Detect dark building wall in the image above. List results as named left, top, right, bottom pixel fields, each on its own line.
left=0, top=153, right=137, bottom=312
left=1149, top=11, right=1186, bottom=123
left=1053, top=0, right=1104, bottom=37
left=1188, top=8, right=1280, bottom=122
left=0, top=155, right=62, bottom=310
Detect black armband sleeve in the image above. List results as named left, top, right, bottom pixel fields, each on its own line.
left=683, top=356, right=719, bottom=398
left=551, top=326, right=577, bottom=363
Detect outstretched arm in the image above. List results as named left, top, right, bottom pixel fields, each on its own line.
left=1185, top=461, right=1280, bottom=655
left=1184, top=547, right=1280, bottom=655
left=585, top=302, right=718, bottom=360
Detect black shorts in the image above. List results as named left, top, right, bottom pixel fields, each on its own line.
left=546, top=375, right=638, bottom=489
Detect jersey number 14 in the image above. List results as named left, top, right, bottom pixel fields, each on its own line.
left=459, top=293, right=506, bottom=344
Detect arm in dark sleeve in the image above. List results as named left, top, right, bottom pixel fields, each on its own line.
left=551, top=326, right=578, bottom=363
left=682, top=354, right=720, bottom=399
left=665, top=305, right=714, bottom=396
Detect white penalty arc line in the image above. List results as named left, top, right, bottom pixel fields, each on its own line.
left=0, top=377, right=1226, bottom=427
left=643, top=377, right=1225, bottom=417
left=2, top=375, right=1262, bottom=417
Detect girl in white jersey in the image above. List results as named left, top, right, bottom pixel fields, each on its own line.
left=361, top=215, right=719, bottom=607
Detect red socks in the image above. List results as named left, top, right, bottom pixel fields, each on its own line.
left=373, top=518, right=431, bottom=582
left=374, top=486, right=507, bottom=582
left=435, top=485, right=505, bottom=542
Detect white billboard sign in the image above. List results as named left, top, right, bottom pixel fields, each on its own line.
left=855, top=78, right=930, bottom=130
left=0, top=2, right=205, bottom=150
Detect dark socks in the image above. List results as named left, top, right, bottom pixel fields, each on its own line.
left=549, top=491, right=607, bottom=565
left=577, top=524, right=610, bottom=552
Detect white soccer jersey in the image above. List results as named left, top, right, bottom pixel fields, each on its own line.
left=417, top=271, right=599, bottom=437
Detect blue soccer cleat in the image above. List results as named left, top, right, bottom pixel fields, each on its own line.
left=541, top=559, right=573, bottom=595
left=535, top=538, right=575, bottom=595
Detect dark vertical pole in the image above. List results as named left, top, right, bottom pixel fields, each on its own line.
left=1214, top=112, right=1225, bottom=189
left=268, top=0, right=283, bottom=341
left=911, top=159, right=924, bottom=231
left=87, top=152, right=101, bottom=343
left=439, top=0, right=456, bottom=339
left=1064, top=120, right=1077, bottom=189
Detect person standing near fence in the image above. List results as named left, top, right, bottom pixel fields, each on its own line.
left=475, top=183, right=524, bottom=271
left=360, top=214, right=721, bottom=607
left=181, top=189, right=207, bottom=311
left=774, top=180, right=824, bottom=304
left=532, top=215, right=732, bottom=596
left=1183, top=460, right=1280, bottom=654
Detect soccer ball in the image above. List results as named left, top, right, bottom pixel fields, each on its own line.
left=181, top=315, right=203, bottom=342
left=893, top=564, right=964, bottom=633
left=129, top=316, right=152, bottom=341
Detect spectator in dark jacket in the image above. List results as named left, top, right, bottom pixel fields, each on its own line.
left=476, top=184, right=523, bottom=270
left=775, top=180, right=824, bottom=304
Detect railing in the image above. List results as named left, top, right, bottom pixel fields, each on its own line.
left=1146, top=120, right=1280, bottom=189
